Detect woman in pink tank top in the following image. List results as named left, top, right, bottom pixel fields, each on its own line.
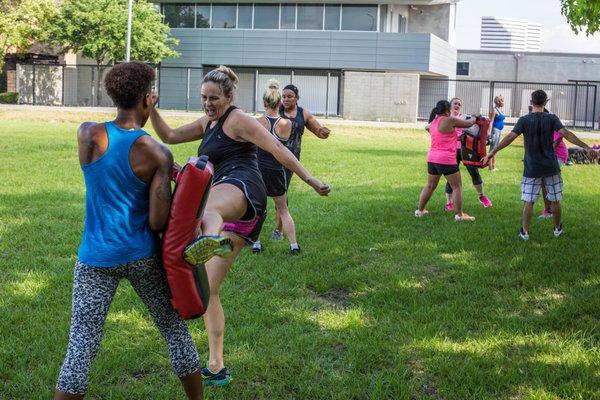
left=416, top=100, right=477, bottom=221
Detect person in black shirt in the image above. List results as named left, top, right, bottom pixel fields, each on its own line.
left=483, top=90, right=596, bottom=240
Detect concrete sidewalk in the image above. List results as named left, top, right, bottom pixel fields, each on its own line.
left=2, top=104, right=599, bottom=139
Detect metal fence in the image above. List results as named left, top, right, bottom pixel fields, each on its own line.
left=15, top=63, right=342, bottom=116
left=418, top=78, right=598, bottom=129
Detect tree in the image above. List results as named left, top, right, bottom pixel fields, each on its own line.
left=561, top=0, right=600, bottom=36
left=49, top=0, right=179, bottom=66
left=0, top=0, right=56, bottom=71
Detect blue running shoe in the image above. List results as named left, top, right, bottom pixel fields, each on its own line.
left=201, top=367, right=231, bottom=386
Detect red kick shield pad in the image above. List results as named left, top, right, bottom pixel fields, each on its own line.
left=162, top=156, right=213, bottom=320
left=461, top=117, right=490, bottom=168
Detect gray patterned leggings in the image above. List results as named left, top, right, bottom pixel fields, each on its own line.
left=56, top=255, right=200, bottom=394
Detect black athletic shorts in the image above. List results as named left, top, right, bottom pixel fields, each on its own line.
left=259, top=165, right=287, bottom=197
left=427, top=162, right=459, bottom=176
left=284, top=168, right=294, bottom=190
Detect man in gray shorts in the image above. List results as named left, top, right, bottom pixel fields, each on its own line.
left=482, top=89, right=596, bottom=240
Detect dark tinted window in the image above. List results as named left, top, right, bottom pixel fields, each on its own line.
left=456, top=62, right=470, bottom=76
left=196, top=4, right=211, bottom=28
left=297, top=5, right=323, bottom=30
left=254, top=4, right=279, bottom=29
left=324, top=5, right=340, bottom=30
left=163, top=4, right=195, bottom=28
left=281, top=4, right=296, bottom=29
left=341, top=5, right=377, bottom=31
left=238, top=4, right=252, bottom=28
left=212, top=4, right=236, bottom=28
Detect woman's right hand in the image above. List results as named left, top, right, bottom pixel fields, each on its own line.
left=307, top=177, right=331, bottom=196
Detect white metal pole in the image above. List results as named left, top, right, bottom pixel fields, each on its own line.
left=125, top=0, right=133, bottom=61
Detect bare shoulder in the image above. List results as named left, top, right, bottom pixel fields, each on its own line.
left=279, top=117, right=292, bottom=131
left=135, top=135, right=173, bottom=164
left=303, top=108, right=314, bottom=120
left=77, top=122, right=102, bottom=140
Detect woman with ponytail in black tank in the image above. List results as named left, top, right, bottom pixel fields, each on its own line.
left=150, top=66, right=330, bottom=386
left=271, top=84, right=331, bottom=248
left=251, top=80, right=302, bottom=255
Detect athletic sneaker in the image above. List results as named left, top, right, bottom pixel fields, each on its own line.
left=553, top=225, right=564, bottom=238
left=519, top=228, right=529, bottom=241
left=538, top=210, right=553, bottom=219
left=414, top=209, right=429, bottom=217
left=290, top=244, right=301, bottom=255
left=272, top=230, right=283, bottom=240
left=444, top=202, right=454, bottom=212
left=183, top=235, right=232, bottom=266
left=479, top=195, right=493, bottom=208
left=454, top=213, right=475, bottom=221
left=201, top=367, right=231, bottom=387
left=252, top=241, right=263, bottom=253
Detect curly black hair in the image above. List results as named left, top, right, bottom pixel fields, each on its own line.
left=104, top=62, right=155, bottom=109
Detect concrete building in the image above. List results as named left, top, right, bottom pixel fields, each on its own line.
left=480, top=17, right=541, bottom=52
left=154, top=0, right=462, bottom=122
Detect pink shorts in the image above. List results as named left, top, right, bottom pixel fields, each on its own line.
left=222, top=212, right=266, bottom=245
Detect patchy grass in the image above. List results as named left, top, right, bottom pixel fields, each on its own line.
left=1, top=110, right=599, bottom=399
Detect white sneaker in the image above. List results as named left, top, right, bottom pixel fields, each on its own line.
left=252, top=241, right=263, bottom=253
left=553, top=226, right=564, bottom=238
left=414, top=209, right=428, bottom=217
left=519, top=229, right=529, bottom=241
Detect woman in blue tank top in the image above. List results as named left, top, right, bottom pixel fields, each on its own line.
left=150, top=66, right=330, bottom=386
left=54, top=62, right=203, bottom=400
left=488, top=95, right=506, bottom=171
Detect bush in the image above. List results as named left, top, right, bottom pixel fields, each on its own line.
left=0, top=92, right=18, bottom=104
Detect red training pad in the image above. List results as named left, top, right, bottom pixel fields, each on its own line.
left=162, top=156, right=213, bottom=320
left=461, top=117, right=490, bottom=168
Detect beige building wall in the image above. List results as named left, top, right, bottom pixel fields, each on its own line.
left=342, top=71, right=419, bottom=122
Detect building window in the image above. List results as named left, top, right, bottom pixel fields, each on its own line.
left=379, top=5, right=387, bottom=32
left=398, top=15, right=407, bottom=33
left=324, top=5, right=340, bottom=30
left=254, top=4, right=279, bottom=29
left=212, top=4, right=236, bottom=28
left=196, top=4, right=211, bottom=28
left=280, top=4, right=296, bottom=29
left=341, top=5, right=377, bottom=31
left=163, top=4, right=195, bottom=28
left=456, top=62, right=470, bottom=76
left=238, top=4, right=252, bottom=28
left=297, top=5, right=324, bottom=30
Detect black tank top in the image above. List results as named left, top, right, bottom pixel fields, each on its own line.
left=257, top=115, right=288, bottom=170
left=198, top=106, right=261, bottom=182
left=278, top=105, right=305, bottom=159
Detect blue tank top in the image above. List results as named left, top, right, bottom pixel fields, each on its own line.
left=493, top=107, right=506, bottom=130
left=258, top=115, right=288, bottom=170
left=77, top=121, right=157, bottom=267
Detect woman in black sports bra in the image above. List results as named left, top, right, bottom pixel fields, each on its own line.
left=251, top=80, right=300, bottom=255
left=150, top=66, right=330, bottom=386
left=271, top=84, right=331, bottom=245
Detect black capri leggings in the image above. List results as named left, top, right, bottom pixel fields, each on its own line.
left=445, top=150, right=483, bottom=194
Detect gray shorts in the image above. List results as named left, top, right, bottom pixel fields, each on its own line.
left=489, top=127, right=502, bottom=151
left=521, top=174, right=563, bottom=203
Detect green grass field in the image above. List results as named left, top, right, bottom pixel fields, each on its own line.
left=1, top=109, right=599, bottom=400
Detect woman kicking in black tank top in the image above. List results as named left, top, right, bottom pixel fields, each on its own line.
left=271, top=84, right=331, bottom=248
left=150, top=66, right=330, bottom=386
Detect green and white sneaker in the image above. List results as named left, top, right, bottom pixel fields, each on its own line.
left=201, top=367, right=231, bottom=387
left=183, top=235, right=232, bottom=265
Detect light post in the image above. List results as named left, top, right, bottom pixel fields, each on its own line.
left=125, top=0, right=133, bottom=61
